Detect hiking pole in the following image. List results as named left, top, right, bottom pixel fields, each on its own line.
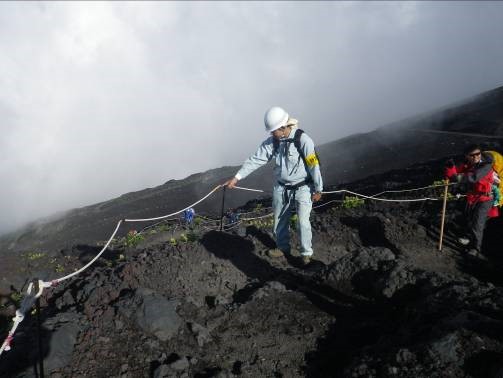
left=34, top=279, right=45, bottom=378
left=220, top=186, right=226, bottom=231
left=438, top=180, right=449, bottom=251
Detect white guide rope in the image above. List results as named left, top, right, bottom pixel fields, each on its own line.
left=124, top=185, right=222, bottom=222
left=370, top=182, right=457, bottom=198
left=0, top=185, right=225, bottom=357
left=233, top=186, right=266, bottom=193
left=48, top=220, right=123, bottom=285
left=234, top=186, right=439, bottom=202
left=313, top=199, right=344, bottom=209
left=330, top=189, right=440, bottom=202
left=241, top=213, right=274, bottom=221
left=0, top=180, right=453, bottom=357
left=0, top=280, right=46, bottom=357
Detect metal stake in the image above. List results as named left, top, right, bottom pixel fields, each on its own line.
left=34, top=279, right=44, bottom=378
left=220, top=186, right=227, bottom=231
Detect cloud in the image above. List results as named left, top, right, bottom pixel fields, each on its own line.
left=1, top=1, right=503, bottom=234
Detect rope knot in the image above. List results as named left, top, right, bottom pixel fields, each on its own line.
left=13, top=311, right=24, bottom=323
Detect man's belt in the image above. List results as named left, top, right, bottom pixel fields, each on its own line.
left=278, top=179, right=311, bottom=191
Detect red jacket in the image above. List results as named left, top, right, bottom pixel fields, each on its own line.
left=445, top=153, right=494, bottom=205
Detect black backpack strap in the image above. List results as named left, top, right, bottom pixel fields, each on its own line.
left=294, top=128, right=321, bottom=173
left=273, top=129, right=319, bottom=168
left=293, top=129, right=305, bottom=160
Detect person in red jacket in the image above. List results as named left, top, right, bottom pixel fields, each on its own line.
left=445, top=144, right=494, bottom=259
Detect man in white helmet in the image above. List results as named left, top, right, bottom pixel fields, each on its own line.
left=225, top=106, right=323, bottom=266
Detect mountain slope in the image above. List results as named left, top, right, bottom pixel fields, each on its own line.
left=0, top=86, right=502, bottom=256
left=1, top=158, right=502, bottom=377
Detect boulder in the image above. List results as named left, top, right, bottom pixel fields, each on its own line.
left=135, top=288, right=182, bottom=341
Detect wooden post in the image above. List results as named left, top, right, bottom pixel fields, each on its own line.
left=438, top=180, right=449, bottom=251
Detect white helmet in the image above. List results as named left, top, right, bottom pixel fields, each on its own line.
left=264, top=106, right=289, bottom=133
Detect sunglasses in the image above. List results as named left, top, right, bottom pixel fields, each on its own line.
left=468, top=151, right=481, bottom=157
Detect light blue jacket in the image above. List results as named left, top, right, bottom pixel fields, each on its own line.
left=235, top=128, right=323, bottom=193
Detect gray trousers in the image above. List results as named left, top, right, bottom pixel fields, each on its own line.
left=272, top=184, right=313, bottom=256
left=466, top=200, right=492, bottom=250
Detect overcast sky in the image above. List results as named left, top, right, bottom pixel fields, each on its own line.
left=1, top=1, right=503, bottom=234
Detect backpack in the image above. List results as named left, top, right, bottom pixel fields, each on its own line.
left=472, top=169, right=494, bottom=198
left=272, top=129, right=321, bottom=172
left=485, top=150, right=503, bottom=206
left=458, top=161, right=494, bottom=205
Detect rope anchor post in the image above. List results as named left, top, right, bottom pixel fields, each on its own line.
left=34, top=279, right=45, bottom=378
left=220, top=186, right=227, bottom=232
left=438, top=180, right=449, bottom=251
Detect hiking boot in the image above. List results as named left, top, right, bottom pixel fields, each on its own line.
left=467, top=249, right=487, bottom=261
left=267, top=248, right=284, bottom=258
left=457, top=237, right=471, bottom=246
left=300, top=255, right=311, bottom=266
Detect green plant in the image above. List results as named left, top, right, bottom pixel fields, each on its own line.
left=342, top=196, right=365, bottom=209
left=55, top=264, right=65, bottom=273
left=432, top=180, right=455, bottom=200
left=432, top=180, right=447, bottom=187
left=169, top=237, right=177, bottom=246
left=194, top=216, right=202, bottom=226
left=186, top=232, right=198, bottom=242
left=157, top=223, right=169, bottom=232
left=246, top=217, right=273, bottom=229
left=125, top=230, right=144, bottom=248
left=26, top=252, right=46, bottom=260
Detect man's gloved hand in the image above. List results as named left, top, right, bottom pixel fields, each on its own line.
left=312, top=192, right=322, bottom=202
left=444, top=159, right=457, bottom=179
left=224, top=177, right=238, bottom=189
left=444, top=165, right=457, bottom=180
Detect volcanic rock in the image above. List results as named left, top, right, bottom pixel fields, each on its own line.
left=132, top=288, right=182, bottom=342
left=2, top=152, right=503, bottom=377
